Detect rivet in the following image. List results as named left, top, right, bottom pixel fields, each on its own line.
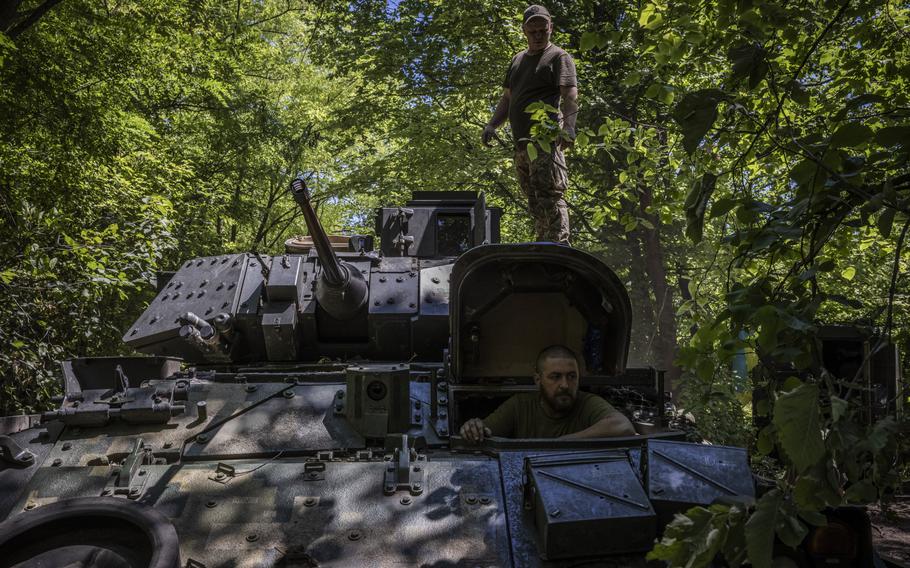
left=200, top=280, right=208, bottom=286
left=62, top=442, right=72, bottom=451
left=196, top=434, right=209, bottom=444
left=466, top=496, right=477, bottom=505
left=206, top=500, right=217, bottom=508
left=304, top=497, right=317, bottom=507
left=196, top=260, right=203, bottom=266
left=283, top=390, right=295, bottom=399
left=198, top=291, right=205, bottom=298
left=480, top=496, right=492, bottom=505
left=175, top=282, right=183, bottom=289
left=162, top=294, right=170, bottom=300
left=138, top=469, right=147, bottom=476
left=347, top=530, right=363, bottom=541
left=396, top=277, right=403, bottom=282
left=186, top=291, right=194, bottom=299
left=308, top=472, right=319, bottom=479
left=374, top=301, right=381, bottom=306
left=413, top=483, right=422, bottom=491
left=549, top=508, right=561, bottom=517
left=379, top=277, right=387, bottom=283
left=221, top=258, right=228, bottom=264
left=400, top=496, right=412, bottom=505
left=245, top=384, right=257, bottom=393
left=334, top=404, right=343, bottom=412
left=163, top=442, right=173, bottom=449
left=431, top=277, right=440, bottom=284
left=246, top=533, right=259, bottom=542
left=439, top=397, right=448, bottom=405
left=438, top=381, right=447, bottom=389
left=24, top=502, right=37, bottom=510
left=215, top=472, right=226, bottom=481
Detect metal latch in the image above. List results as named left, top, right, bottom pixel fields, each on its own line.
left=208, top=462, right=235, bottom=485
left=105, top=437, right=153, bottom=498
left=0, top=435, right=35, bottom=467
left=383, top=435, right=426, bottom=495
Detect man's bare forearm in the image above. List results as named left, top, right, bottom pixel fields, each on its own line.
left=560, top=86, right=578, bottom=135
left=560, top=413, right=636, bottom=439
left=487, top=90, right=511, bottom=129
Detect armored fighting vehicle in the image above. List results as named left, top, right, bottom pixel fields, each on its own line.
left=0, top=182, right=765, bottom=567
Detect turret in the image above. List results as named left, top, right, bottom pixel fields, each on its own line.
left=289, top=177, right=368, bottom=321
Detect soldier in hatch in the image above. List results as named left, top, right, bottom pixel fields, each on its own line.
left=459, top=345, right=636, bottom=441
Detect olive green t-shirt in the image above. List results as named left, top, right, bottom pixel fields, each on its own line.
left=503, top=43, right=577, bottom=146
left=483, top=391, right=618, bottom=438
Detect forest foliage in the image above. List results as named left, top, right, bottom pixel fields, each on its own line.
left=1, top=1, right=908, bottom=566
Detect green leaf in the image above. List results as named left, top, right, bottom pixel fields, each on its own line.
left=580, top=31, right=598, bottom=52
left=756, top=425, right=775, bottom=455
left=781, top=376, right=803, bottom=392
left=526, top=144, right=538, bottom=162
left=773, top=384, right=825, bottom=473
left=776, top=512, right=808, bottom=548
left=841, top=266, right=856, bottom=281
left=685, top=172, right=718, bottom=242
left=830, top=396, right=848, bottom=422
left=745, top=490, right=782, bottom=568
left=830, top=123, right=874, bottom=148
left=710, top=197, right=737, bottom=218
left=877, top=208, right=896, bottom=238
left=673, top=89, right=728, bottom=154
left=575, top=131, right=589, bottom=148
left=621, top=72, right=641, bottom=87
left=875, top=126, right=910, bottom=147
left=728, top=43, right=768, bottom=89
left=798, top=509, right=828, bottom=527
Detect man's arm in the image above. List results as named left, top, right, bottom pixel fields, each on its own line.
left=482, top=88, right=511, bottom=146
left=559, top=85, right=578, bottom=148
left=560, top=412, right=636, bottom=439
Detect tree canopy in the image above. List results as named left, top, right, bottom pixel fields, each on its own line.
left=1, top=1, right=908, bottom=565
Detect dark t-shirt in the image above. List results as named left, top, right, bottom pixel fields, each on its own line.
left=483, top=391, right=618, bottom=438
left=503, top=44, right=577, bottom=145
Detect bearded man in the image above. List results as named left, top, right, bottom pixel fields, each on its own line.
left=459, top=345, right=635, bottom=441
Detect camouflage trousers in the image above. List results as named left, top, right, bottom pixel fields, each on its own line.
left=514, top=145, right=570, bottom=245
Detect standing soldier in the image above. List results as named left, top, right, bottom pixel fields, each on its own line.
left=482, top=4, right=578, bottom=245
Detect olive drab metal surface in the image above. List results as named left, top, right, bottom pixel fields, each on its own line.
left=0, top=180, right=758, bottom=567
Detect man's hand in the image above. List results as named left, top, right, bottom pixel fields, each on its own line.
left=459, top=418, right=492, bottom=443
left=482, top=124, right=497, bottom=147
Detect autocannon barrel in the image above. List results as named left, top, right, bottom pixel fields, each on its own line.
left=289, top=177, right=368, bottom=320
left=290, top=178, right=344, bottom=286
